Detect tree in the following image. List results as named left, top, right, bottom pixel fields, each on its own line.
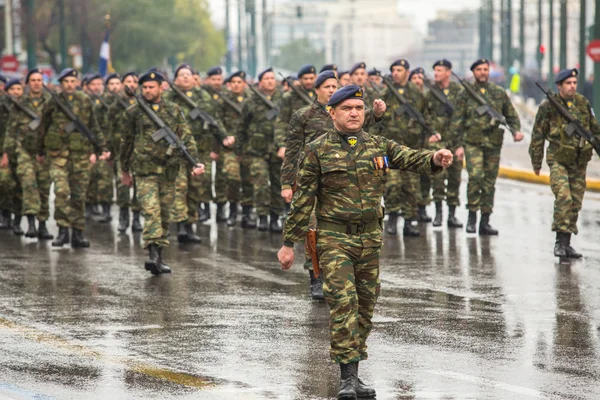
left=273, top=38, right=325, bottom=72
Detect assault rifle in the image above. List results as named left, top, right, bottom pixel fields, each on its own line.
left=244, top=79, right=279, bottom=120
left=279, top=73, right=314, bottom=105
left=203, top=85, right=242, bottom=115
left=422, top=76, right=454, bottom=115
left=103, top=83, right=132, bottom=110
left=1, top=89, right=41, bottom=130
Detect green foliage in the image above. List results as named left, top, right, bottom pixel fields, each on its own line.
left=273, top=38, right=325, bottom=72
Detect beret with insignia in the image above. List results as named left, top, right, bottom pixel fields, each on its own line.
left=432, top=59, right=452, bottom=69
left=409, top=67, right=425, bottom=81
left=320, top=64, right=338, bottom=73
left=327, top=84, right=364, bottom=107
left=139, top=70, right=165, bottom=85
left=175, top=63, right=193, bottom=78
left=286, top=74, right=298, bottom=81
left=104, top=72, right=120, bottom=85
left=555, top=68, right=578, bottom=84
left=0, top=73, right=6, bottom=84
left=350, top=62, right=367, bottom=75
left=121, top=71, right=137, bottom=82
left=227, top=70, right=246, bottom=82
left=390, top=59, right=410, bottom=72
left=57, top=68, right=78, bottom=82
left=338, top=70, right=349, bottom=78
left=86, top=72, right=103, bottom=84
left=470, top=58, right=489, bottom=71
left=26, top=68, right=42, bottom=83
left=315, top=71, right=337, bottom=88
left=258, top=67, right=274, bottom=82
left=4, top=78, right=23, bottom=91
left=368, top=68, right=380, bottom=77
left=298, top=64, right=317, bottom=78
left=206, top=66, right=223, bottom=77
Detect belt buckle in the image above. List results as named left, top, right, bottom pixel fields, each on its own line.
left=355, top=222, right=365, bottom=234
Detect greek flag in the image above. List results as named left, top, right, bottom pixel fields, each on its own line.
left=99, top=30, right=111, bottom=76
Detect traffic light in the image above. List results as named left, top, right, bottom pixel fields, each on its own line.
left=539, top=44, right=546, bottom=54
left=537, top=44, right=545, bottom=64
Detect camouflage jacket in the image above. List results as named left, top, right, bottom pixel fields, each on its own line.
left=3, top=92, right=50, bottom=157
left=377, top=81, right=426, bottom=148
left=448, top=80, right=521, bottom=148
left=280, top=100, right=383, bottom=190
left=120, top=98, right=197, bottom=177
left=42, top=90, right=107, bottom=156
left=164, top=86, right=227, bottom=154
left=209, top=87, right=246, bottom=153
left=1, top=95, right=12, bottom=151
left=107, top=93, right=138, bottom=159
left=529, top=92, right=600, bottom=169
left=274, top=87, right=316, bottom=149
left=283, top=129, right=439, bottom=248
left=238, top=89, right=283, bottom=158
left=423, top=81, right=463, bottom=151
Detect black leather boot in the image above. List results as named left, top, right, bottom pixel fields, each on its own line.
left=25, top=215, right=38, bottom=238
left=12, top=215, right=24, bottom=236
left=157, top=247, right=172, bottom=274
left=418, top=205, right=432, bottom=223
left=564, top=233, right=582, bottom=258
left=227, top=203, right=238, bottom=227
left=432, top=202, right=443, bottom=227
left=91, top=204, right=101, bottom=216
left=118, top=207, right=129, bottom=233
left=0, top=210, right=5, bottom=228
left=269, top=212, right=282, bottom=233
left=554, top=232, right=568, bottom=257
left=356, top=363, right=376, bottom=398
left=338, top=362, right=358, bottom=400
left=52, top=226, right=70, bottom=247
left=186, top=223, right=202, bottom=243
left=309, top=270, right=324, bottom=300
left=198, top=202, right=211, bottom=223
left=85, top=203, right=92, bottom=219
left=132, top=211, right=143, bottom=232
left=466, top=211, right=477, bottom=233
left=216, top=202, right=227, bottom=222
left=144, top=244, right=162, bottom=275
left=257, top=215, right=268, bottom=231
left=71, top=228, right=90, bottom=248
left=0, top=210, right=12, bottom=229
left=386, top=212, right=398, bottom=235
left=37, top=221, right=54, bottom=240
left=97, top=202, right=112, bottom=223
left=403, top=218, right=420, bottom=237
left=447, top=205, right=463, bottom=228
left=177, top=221, right=189, bottom=243
left=241, top=206, right=257, bottom=229
left=479, top=213, right=498, bottom=235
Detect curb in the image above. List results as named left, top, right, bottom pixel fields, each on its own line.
left=498, top=165, right=600, bottom=192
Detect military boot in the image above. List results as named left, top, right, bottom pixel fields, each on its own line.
left=198, top=202, right=211, bottom=223
left=479, top=213, right=498, bottom=235
left=216, top=202, right=227, bottom=223
left=0, top=210, right=12, bottom=229
left=52, top=227, right=70, bottom=247
left=156, top=247, right=172, bottom=274
left=386, top=212, right=398, bottom=235
left=177, top=222, right=189, bottom=243
left=418, top=205, right=432, bottom=223
left=403, top=218, right=420, bottom=237
left=227, top=203, right=238, bottom=227
left=257, top=215, right=268, bottom=231
left=37, top=221, right=54, bottom=240
left=269, top=212, right=283, bottom=233
left=186, top=223, right=202, bottom=244
left=0, top=210, right=5, bottom=228
left=144, top=244, right=162, bottom=276
left=432, top=202, right=443, bottom=227
left=12, top=215, right=24, bottom=236
left=25, top=215, right=38, bottom=238
left=241, top=205, right=255, bottom=229
left=338, top=362, right=358, bottom=400
left=71, top=229, right=90, bottom=248
left=447, top=205, right=463, bottom=228
left=466, top=211, right=477, bottom=233
left=356, top=363, right=376, bottom=399
left=91, top=204, right=101, bottom=216
left=118, top=207, right=130, bottom=233
left=97, top=202, right=112, bottom=223
left=564, top=233, right=582, bottom=258
left=554, top=232, right=568, bottom=258
left=132, top=211, right=143, bottom=232
left=85, top=203, right=92, bottom=219
left=309, top=270, right=324, bottom=300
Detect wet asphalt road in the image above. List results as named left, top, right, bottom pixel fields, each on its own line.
left=1, top=178, right=600, bottom=400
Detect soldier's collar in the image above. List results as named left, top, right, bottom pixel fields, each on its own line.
left=332, top=129, right=368, bottom=142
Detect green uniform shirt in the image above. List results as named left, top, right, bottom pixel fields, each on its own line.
left=274, top=87, right=316, bottom=149
left=238, top=89, right=283, bottom=159
left=3, top=92, right=50, bottom=157
left=423, top=81, right=463, bottom=151
left=378, top=81, right=426, bottom=148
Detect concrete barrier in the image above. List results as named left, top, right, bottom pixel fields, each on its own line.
left=498, top=165, right=600, bottom=192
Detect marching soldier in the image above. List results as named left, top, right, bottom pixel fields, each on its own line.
left=278, top=85, right=453, bottom=399
left=338, top=70, right=351, bottom=87
left=120, top=70, right=204, bottom=275
left=448, top=58, right=524, bottom=235
left=409, top=67, right=425, bottom=92
left=368, top=68, right=383, bottom=92
left=0, top=74, right=18, bottom=230
left=320, top=64, right=338, bottom=74
left=349, top=62, right=377, bottom=106
left=42, top=68, right=111, bottom=247
left=529, top=68, right=600, bottom=258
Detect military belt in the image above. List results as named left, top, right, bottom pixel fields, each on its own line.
left=317, top=219, right=381, bottom=235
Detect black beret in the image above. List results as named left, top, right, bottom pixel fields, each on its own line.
left=350, top=62, right=367, bottom=75
left=26, top=68, right=42, bottom=83
left=4, top=78, right=23, bottom=91
left=390, top=59, right=410, bottom=71
left=368, top=68, right=380, bottom=77
left=257, top=67, right=273, bottom=82
left=57, top=68, right=78, bottom=82
left=286, top=74, right=298, bottom=81
left=104, top=73, right=120, bottom=84
left=175, top=63, right=193, bottom=78
left=555, top=68, right=578, bottom=84
left=138, top=70, right=165, bottom=85
left=338, top=70, right=349, bottom=78
left=0, top=73, right=6, bottom=84
left=320, top=64, right=338, bottom=73
left=206, top=66, right=223, bottom=77
left=146, top=66, right=159, bottom=73
left=298, top=64, right=317, bottom=78
left=433, top=59, right=452, bottom=69
left=86, top=72, right=103, bottom=84
left=121, top=71, right=137, bottom=82
left=228, top=70, right=246, bottom=82
left=409, top=67, right=425, bottom=81
left=315, top=71, right=337, bottom=88
left=470, top=58, right=490, bottom=71
left=327, top=85, right=364, bottom=107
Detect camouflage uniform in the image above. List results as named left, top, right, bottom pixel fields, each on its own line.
left=120, top=97, right=197, bottom=248
left=448, top=80, right=520, bottom=213
left=283, top=129, right=439, bottom=363
left=42, top=91, right=107, bottom=231
left=0, top=96, right=18, bottom=216
left=529, top=92, right=600, bottom=234
left=87, top=94, right=115, bottom=206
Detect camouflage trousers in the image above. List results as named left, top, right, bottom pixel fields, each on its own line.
left=15, top=148, right=52, bottom=219
left=549, top=161, right=587, bottom=234
left=137, top=173, right=175, bottom=248
left=49, top=153, right=92, bottom=230
left=215, top=149, right=242, bottom=203
left=172, top=164, right=201, bottom=223
left=0, top=162, right=17, bottom=212
left=419, top=174, right=431, bottom=207
left=430, top=154, right=462, bottom=206
left=115, top=159, right=141, bottom=211
left=384, top=169, right=419, bottom=219
left=465, top=145, right=501, bottom=213
left=318, top=241, right=381, bottom=364
left=250, top=156, right=283, bottom=216
left=87, top=159, right=114, bottom=204
left=240, top=154, right=254, bottom=207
